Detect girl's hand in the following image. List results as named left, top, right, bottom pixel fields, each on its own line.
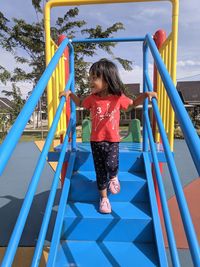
left=146, top=92, right=157, bottom=102
left=59, top=91, right=71, bottom=99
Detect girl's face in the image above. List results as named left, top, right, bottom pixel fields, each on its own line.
left=89, top=74, right=108, bottom=94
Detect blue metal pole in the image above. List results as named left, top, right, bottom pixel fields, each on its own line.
left=152, top=97, right=200, bottom=267
left=1, top=76, right=73, bottom=267
left=146, top=73, right=200, bottom=266
left=31, top=120, right=73, bottom=267
left=145, top=70, right=200, bottom=266
left=31, top=90, right=74, bottom=266
left=146, top=34, right=200, bottom=175
left=144, top=111, right=180, bottom=267
left=47, top=151, right=76, bottom=267
left=0, top=38, right=70, bottom=176
left=145, top=70, right=200, bottom=267
left=72, top=36, right=145, bottom=44
left=142, top=42, right=149, bottom=152
left=68, top=42, right=77, bottom=151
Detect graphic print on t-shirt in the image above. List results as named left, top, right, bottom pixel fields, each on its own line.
left=82, top=94, right=132, bottom=142
left=91, top=102, right=118, bottom=131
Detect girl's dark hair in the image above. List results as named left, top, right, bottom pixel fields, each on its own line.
left=89, top=58, right=124, bottom=96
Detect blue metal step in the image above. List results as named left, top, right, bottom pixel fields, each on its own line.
left=69, top=171, right=148, bottom=202
left=55, top=241, right=160, bottom=267
left=74, top=150, right=144, bottom=172
left=61, top=201, right=154, bottom=242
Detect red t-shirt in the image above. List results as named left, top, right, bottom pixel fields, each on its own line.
left=82, top=94, right=133, bottom=142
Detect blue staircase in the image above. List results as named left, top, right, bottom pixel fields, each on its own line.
left=52, top=143, right=167, bottom=266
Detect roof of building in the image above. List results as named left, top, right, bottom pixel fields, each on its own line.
left=125, top=83, right=140, bottom=97
left=177, top=81, right=200, bottom=104
left=0, top=97, right=13, bottom=112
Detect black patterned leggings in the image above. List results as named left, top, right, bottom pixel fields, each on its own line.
left=90, top=141, right=119, bottom=191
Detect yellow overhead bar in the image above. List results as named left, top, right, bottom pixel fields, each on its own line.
left=44, top=0, right=179, bottom=74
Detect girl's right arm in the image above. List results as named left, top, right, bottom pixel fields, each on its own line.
left=59, top=91, right=82, bottom=107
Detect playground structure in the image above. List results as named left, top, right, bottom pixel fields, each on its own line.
left=45, top=0, right=179, bottom=150
left=81, top=118, right=142, bottom=143
left=0, top=0, right=200, bottom=266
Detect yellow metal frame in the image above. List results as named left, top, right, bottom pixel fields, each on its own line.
left=156, top=33, right=174, bottom=147
left=44, top=0, right=179, bottom=149
left=48, top=39, right=66, bottom=137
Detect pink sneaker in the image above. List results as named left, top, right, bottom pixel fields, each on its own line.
left=99, top=197, right=111, bottom=214
left=109, top=177, right=120, bottom=194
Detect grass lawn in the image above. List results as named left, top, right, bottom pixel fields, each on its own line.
left=0, top=132, right=49, bottom=144
left=3, top=125, right=198, bottom=144
left=0, top=125, right=131, bottom=144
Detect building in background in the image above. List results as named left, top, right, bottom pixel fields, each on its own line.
left=76, top=83, right=141, bottom=125
left=177, top=81, right=200, bottom=127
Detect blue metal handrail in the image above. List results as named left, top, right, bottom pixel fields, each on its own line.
left=151, top=96, right=200, bottom=267
left=31, top=117, right=75, bottom=267
left=31, top=41, right=76, bottom=267
left=143, top=151, right=169, bottom=266
left=1, top=75, right=73, bottom=267
left=144, top=34, right=200, bottom=266
left=143, top=43, right=180, bottom=267
left=144, top=109, right=180, bottom=267
left=142, top=42, right=149, bottom=152
left=47, top=150, right=76, bottom=267
left=0, top=39, right=74, bottom=267
left=68, top=42, right=77, bottom=150
left=72, top=36, right=145, bottom=44
left=46, top=41, right=77, bottom=267
left=146, top=33, right=200, bottom=176
left=0, top=37, right=71, bottom=176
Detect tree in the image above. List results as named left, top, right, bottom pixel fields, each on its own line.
left=2, top=84, right=25, bottom=124
left=0, top=113, right=10, bottom=139
left=0, top=1, right=132, bottom=96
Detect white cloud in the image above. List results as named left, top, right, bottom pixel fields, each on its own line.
left=119, top=63, right=153, bottom=91
left=0, top=81, right=33, bottom=99
left=129, top=6, right=169, bottom=21
left=0, top=50, right=33, bottom=99
left=1, top=51, right=16, bottom=71
left=119, top=66, right=142, bottom=84
left=179, top=0, right=200, bottom=26
left=177, top=60, right=200, bottom=67
left=176, top=59, right=200, bottom=80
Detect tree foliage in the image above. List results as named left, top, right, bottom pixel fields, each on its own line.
left=0, top=114, right=10, bottom=140
left=0, top=1, right=133, bottom=96
left=2, top=84, right=25, bottom=123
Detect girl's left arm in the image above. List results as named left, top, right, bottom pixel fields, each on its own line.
left=128, top=92, right=157, bottom=110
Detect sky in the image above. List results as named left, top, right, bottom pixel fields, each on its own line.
left=0, top=0, right=200, bottom=98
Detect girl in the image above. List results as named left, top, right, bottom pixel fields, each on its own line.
left=60, top=58, right=157, bottom=214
